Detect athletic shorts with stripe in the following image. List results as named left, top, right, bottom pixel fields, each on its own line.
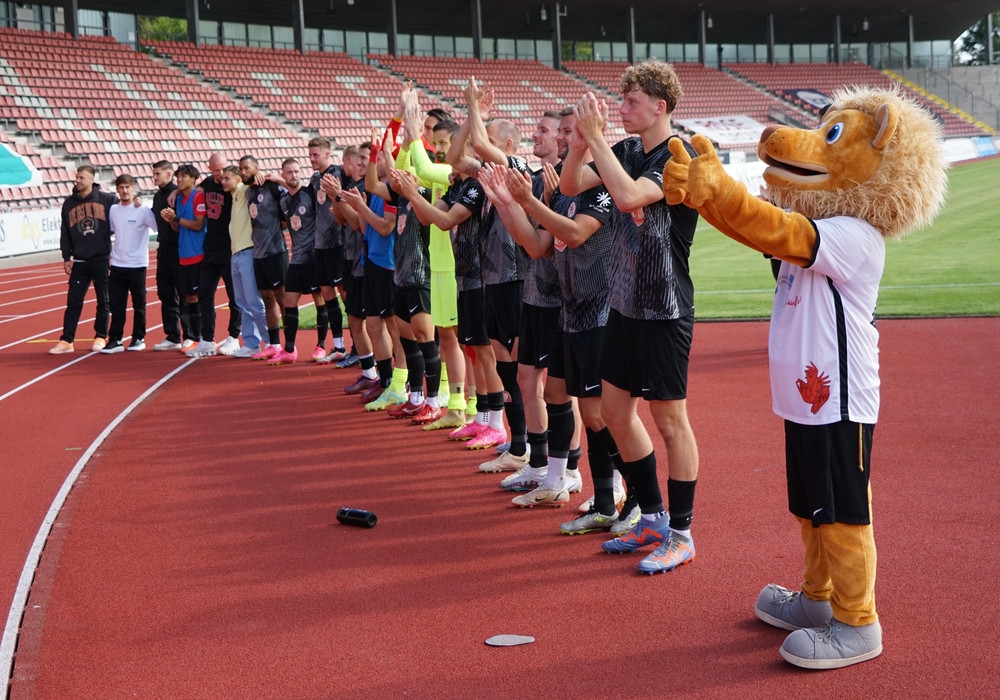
left=431, top=270, right=458, bottom=328
left=548, top=327, right=604, bottom=398
left=600, top=309, right=692, bottom=401
left=518, top=303, right=560, bottom=369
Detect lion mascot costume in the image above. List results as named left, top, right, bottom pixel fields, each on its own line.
left=663, top=86, right=948, bottom=669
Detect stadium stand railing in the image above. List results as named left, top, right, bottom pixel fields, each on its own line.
left=724, top=62, right=989, bottom=138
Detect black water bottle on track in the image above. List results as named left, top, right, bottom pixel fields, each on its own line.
left=336, top=507, right=377, bottom=528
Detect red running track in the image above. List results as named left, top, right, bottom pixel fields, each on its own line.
left=2, top=259, right=998, bottom=697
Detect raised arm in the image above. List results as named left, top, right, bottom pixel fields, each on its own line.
left=464, top=77, right=506, bottom=167
left=574, top=91, right=661, bottom=211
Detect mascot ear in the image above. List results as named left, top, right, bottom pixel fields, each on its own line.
left=872, top=103, right=900, bottom=150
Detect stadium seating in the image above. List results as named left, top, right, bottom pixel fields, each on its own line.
left=147, top=41, right=451, bottom=152
left=0, top=27, right=309, bottom=211
left=726, top=62, right=988, bottom=137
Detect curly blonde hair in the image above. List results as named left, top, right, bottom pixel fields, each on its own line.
left=769, top=86, right=948, bottom=239
left=620, top=61, right=683, bottom=113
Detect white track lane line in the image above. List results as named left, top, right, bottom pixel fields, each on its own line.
left=0, top=359, right=197, bottom=683
left=0, top=352, right=95, bottom=403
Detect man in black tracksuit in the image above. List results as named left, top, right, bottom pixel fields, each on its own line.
left=197, top=153, right=242, bottom=354
left=50, top=165, right=117, bottom=354
left=151, top=159, right=190, bottom=350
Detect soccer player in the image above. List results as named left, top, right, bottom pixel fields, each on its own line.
left=194, top=152, right=241, bottom=357
left=239, top=154, right=287, bottom=360
left=559, top=61, right=701, bottom=573
left=308, top=136, right=348, bottom=362
left=102, top=173, right=157, bottom=354
left=321, top=146, right=378, bottom=393
left=159, top=164, right=208, bottom=355
left=478, top=109, right=563, bottom=475
left=271, top=157, right=328, bottom=364
left=394, top=96, right=468, bottom=430
left=221, top=165, right=268, bottom=358
left=339, top=136, right=404, bottom=410
left=50, top=165, right=117, bottom=354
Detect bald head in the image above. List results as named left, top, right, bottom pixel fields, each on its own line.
left=208, top=152, right=227, bottom=183
left=486, top=119, right=521, bottom=157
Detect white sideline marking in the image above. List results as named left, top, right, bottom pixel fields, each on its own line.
left=0, top=359, right=197, bottom=684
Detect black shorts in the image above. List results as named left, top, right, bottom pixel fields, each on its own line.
left=600, top=309, right=693, bottom=401
left=457, top=288, right=489, bottom=347
left=785, top=420, right=874, bottom=527
left=362, top=262, right=395, bottom=319
left=555, top=327, right=604, bottom=398
left=285, top=260, right=320, bottom=295
left=484, top=280, right=522, bottom=353
left=393, top=285, right=432, bottom=323
left=315, top=246, right=343, bottom=288
left=179, top=261, right=202, bottom=297
left=518, top=303, right=560, bottom=368
left=254, top=252, right=288, bottom=291
left=345, top=271, right=365, bottom=318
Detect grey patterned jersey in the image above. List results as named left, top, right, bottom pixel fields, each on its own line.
left=480, top=156, right=529, bottom=287
left=311, top=164, right=343, bottom=250
left=279, top=184, right=317, bottom=265
left=594, top=136, right=698, bottom=320
left=340, top=176, right=365, bottom=277
left=447, top=177, right=485, bottom=292
left=387, top=184, right=432, bottom=289
left=550, top=183, right=614, bottom=332
left=247, top=181, right=287, bottom=259
left=522, top=167, right=563, bottom=309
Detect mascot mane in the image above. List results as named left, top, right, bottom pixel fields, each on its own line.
left=765, top=85, right=948, bottom=239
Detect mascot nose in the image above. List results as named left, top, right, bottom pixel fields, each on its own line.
left=759, top=125, right=781, bottom=144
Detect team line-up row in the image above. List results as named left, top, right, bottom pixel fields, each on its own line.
left=46, top=61, right=894, bottom=670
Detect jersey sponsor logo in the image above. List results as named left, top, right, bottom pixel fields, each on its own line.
left=249, top=203, right=258, bottom=219
left=553, top=237, right=567, bottom=252
left=397, top=213, right=407, bottom=234
left=567, top=201, right=577, bottom=219
left=317, top=190, right=327, bottom=204
left=796, top=362, right=831, bottom=414
left=596, top=191, right=612, bottom=210
left=631, top=207, right=645, bottom=226
left=290, top=215, right=301, bottom=231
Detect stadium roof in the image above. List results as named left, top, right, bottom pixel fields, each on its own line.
left=85, top=0, right=995, bottom=46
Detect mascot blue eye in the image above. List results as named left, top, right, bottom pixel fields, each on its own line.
left=826, top=123, right=844, bottom=144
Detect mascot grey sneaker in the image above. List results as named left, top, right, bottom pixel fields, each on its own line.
left=779, top=619, right=883, bottom=670
left=755, top=583, right=833, bottom=631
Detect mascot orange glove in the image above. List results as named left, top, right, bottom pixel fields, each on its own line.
left=664, top=134, right=818, bottom=267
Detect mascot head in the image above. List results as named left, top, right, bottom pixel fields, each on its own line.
left=759, top=86, right=948, bottom=239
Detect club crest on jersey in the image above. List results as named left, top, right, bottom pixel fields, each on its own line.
left=796, top=362, right=831, bottom=414
left=249, top=203, right=258, bottom=219
left=317, top=190, right=326, bottom=204
left=553, top=237, right=567, bottom=252
left=631, top=207, right=645, bottom=226
left=290, top=215, right=301, bottom=231
left=397, top=214, right=407, bottom=234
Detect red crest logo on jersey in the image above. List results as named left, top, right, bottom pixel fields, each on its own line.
left=631, top=207, right=645, bottom=226
left=553, top=237, right=567, bottom=252
left=796, top=362, right=831, bottom=414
